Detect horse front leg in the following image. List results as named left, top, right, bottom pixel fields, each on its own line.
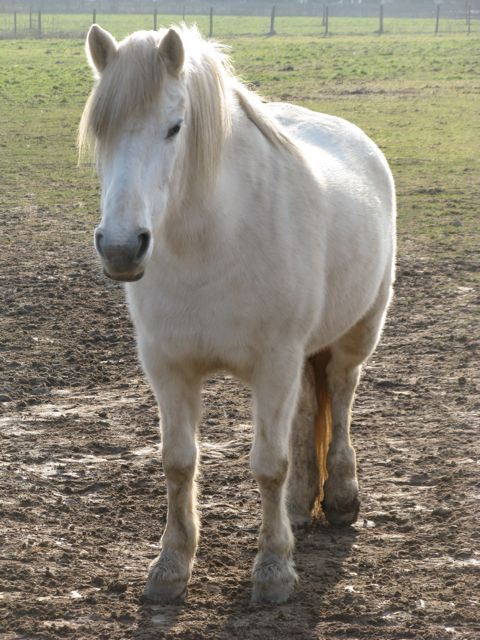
left=142, top=365, right=202, bottom=603
left=250, top=350, right=303, bottom=603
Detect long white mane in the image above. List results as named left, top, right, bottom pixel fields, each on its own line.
left=79, top=26, right=298, bottom=196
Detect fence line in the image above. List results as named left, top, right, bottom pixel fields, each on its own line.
left=0, top=8, right=478, bottom=40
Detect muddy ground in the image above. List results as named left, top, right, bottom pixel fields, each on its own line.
left=0, top=203, right=479, bottom=639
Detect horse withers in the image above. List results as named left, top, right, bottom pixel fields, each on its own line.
left=79, top=24, right=396, bottom=604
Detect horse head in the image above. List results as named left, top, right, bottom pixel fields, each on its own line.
left=82, top=25, right=187, bottom=281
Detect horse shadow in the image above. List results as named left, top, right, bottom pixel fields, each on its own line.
left=223, top=521, right=359, bottom=637
left=133, top=600, right=182, bottom=638
left=132, top=520, right=357, bottom=638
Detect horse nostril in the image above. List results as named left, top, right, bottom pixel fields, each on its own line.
left=95, top=230, right=105, bottom=258
left=136, top=231, right=151, bottom=261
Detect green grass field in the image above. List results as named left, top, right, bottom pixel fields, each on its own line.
left=0, top=22, right=478, bottom=268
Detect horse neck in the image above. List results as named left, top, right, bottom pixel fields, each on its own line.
left=160, top=88, right=283, bottom=255
left=161, top=150, right=218, bottom=257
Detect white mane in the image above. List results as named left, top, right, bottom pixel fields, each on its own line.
left=79, top=25, right=298, bottom=197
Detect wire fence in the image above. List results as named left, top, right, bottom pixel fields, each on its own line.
left=0, top=6, right=479, bottom=39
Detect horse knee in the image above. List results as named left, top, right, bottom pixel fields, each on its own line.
left=162, top=446, right=197, bottom=484
left=251, top=456, right=289, bottom=491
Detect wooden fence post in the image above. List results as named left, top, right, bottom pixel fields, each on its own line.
left=182, top=5, right=186, bottom=22
left=38, top=11, right=41, bottom=37
left=322, top=4, right=326, bottom=27
left=324, top=5, right=329, bottom=36
left=29, top=6, right=32, bottom=31
left=209, top=7, right=213, bottom=38
left=153, top=7, right=158, bottom=31
left=13, top=11, right=17, bottom=36
left=379, top=2, right=384, bottom=35
left=92, top=8, right=96, bottom=24
left=270, top=5, right=276, bottom=36
left=435, top=3, right=441, bottom=35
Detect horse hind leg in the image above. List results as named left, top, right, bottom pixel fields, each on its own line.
left=321, top=353, right=361, bottom=527
left=322, top=279, right=392, bottom=527
left=287, top=359, right=324, bottom=528
left=287, top=279, right=393, bottom=528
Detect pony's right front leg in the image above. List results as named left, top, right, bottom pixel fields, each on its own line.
left=250, top=349, right=303, bottom=603
left=142, top=363, right=202, bottom=603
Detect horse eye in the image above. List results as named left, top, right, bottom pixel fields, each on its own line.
left=166, top=122, right=182, bottom=139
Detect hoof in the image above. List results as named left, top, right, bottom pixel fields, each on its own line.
left=143, top=551, right=190, bottom=604
left=322, top=495, right=360, bottom=527
left=251, top=553, right=297, bottom=604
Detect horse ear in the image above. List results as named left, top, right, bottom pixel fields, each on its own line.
left=86, top=24, right=118, bottom=74
left=158, top=29, right=184, bottom=77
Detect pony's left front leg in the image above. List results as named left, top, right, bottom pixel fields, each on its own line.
left=250, top=350, right=303, bottom=603
left=142, top=364, right=202, bottom=604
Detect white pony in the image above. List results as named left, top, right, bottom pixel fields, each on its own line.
left=80, top=24, right=395, bottom=604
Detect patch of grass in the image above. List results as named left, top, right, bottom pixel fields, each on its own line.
left=0, top=29, right=478, bottom=269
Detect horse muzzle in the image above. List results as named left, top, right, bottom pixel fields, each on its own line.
left=94, top=227, right=151, bottom=282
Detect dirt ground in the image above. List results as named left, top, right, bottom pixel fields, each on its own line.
left=0, top=202, right=479, bottom=639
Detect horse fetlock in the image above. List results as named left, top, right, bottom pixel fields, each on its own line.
left=322, top=477, right=360, bottom=527
left=287, top=466, right=319, bottom=529
left=251, top=551, right=298, bottom=604
left=288, top=503, right=312, bottom=530
left=258, top=523, right=295, bottom=558
left=326, top=444, right=356, bottom=477
left=143, top=550, right=192, bottom=603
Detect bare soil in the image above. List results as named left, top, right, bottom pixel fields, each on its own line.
left=1, top=205, right=479, bottom=639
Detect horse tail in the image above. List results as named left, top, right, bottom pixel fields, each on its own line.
left=311, top=348, right=332, bottom=515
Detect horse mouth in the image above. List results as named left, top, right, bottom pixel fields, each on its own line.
left=103, top=269, right=144, bottom=282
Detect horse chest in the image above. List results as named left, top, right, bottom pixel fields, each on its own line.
left=127, top=272, right=268, bottom=372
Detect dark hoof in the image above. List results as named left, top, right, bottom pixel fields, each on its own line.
left=322, top=496, right=360, bottom=527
